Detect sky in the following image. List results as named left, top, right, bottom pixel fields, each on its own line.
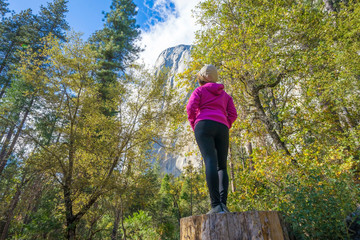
left=8, top=0, right=201, bottom=67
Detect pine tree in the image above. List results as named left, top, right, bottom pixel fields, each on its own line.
left=0, top=9, right=35, bottom=99
left=0, top=0, right=8, bottom=17
left=0, top=0, right=68, bottom=100
left=35, top=0, right=69, bottom=40
left=90, top=0, right=141, bottom=116
left=0, top=0, right=69, bottom=175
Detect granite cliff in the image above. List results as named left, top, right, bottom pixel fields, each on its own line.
left=152, top=44, right=202, bottom=176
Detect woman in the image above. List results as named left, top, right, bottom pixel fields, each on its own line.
left=186, top=64, right=238, bottom=214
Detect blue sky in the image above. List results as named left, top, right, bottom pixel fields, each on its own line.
left=8, top=0, right=169, bottom=37
left=8, top=0, right=200, bottom=67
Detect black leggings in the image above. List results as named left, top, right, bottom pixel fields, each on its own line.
left=194, top=120, right=229, bottom=208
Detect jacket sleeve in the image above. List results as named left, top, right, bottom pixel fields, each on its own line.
left=227, top=96, right=238, bottom=128
left=186, top=88, right=201, bottom=131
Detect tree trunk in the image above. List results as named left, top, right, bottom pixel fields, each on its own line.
left=0, top=173, right=28, bottom=240
left=253, top=94, right=291, bottom=156
left=180, top=211, right=290, bottom=240
left=111, top=208, right=121, bottom=240
left=0, top=125, right=14, bottom=174
left=66, top=223, right=76, bottom=240
left=228, top=143, right=236, bottom=192
left=0, top=80, right=9, bottom=100
left=64, top=182, right=77, bottom=240
left=120, top=201, right=127, bottom=240
left=0, top=127, right=6, bottom=143
left=342, top=106, right=357, bottom=129
left=0, top=98, right=33, bottom=174
left=22, top=177, right=44, bottom=227
left=246, top=142, right=254, bottom=171
left=0, top=188, right=22, bottom=240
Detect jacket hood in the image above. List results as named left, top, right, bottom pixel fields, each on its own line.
left=203, top=82, right=224, bottom=95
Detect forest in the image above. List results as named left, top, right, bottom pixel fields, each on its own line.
left=1, top=0, right=360, bottom=239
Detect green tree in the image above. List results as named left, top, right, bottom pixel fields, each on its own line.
left=179, top=165, right=208, bottom=217
left=0, top=0, right=8, bottom=18
left=15, top=32, right=180, bottom=239
left=0, top=2, right=69, bottom=238
left=35, top=0, right=69, bottom=40
left=0, top=9, right=35, bottom=99
left=14, top=180, right=64, bottom=239
left=122, top=210, right=160, bottom=240
left=188, top=0, right=360, bottom=238
left=90, top=0, right=141, bottom=116
left=154, top=174, right=180, bottom=240
left=0, top=0, right=68, bottom=99
left=0, top=0, right=69, bottom=175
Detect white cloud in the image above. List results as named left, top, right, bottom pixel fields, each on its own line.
left=137, top=0, right=201, bottom=68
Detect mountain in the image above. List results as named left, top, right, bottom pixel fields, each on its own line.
left=154, top=44, right=192, bottom=90
left=153, top=44, right=202, bottom=176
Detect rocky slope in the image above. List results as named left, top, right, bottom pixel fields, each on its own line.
left=153, top=44, right=202, bottom=176
left=154, top=44, right=192, bottom=90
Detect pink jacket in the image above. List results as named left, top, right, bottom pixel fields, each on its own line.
left=186, top=82, right=238, bottom=131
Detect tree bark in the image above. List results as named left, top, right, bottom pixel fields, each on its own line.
left=0, top=192, right=21, bottom=240
left=342, top=106, right=357, bottom=129
left=0, top=80, right=9, bottom=100
left=180, top=211, right=290, bottom=240
left=228, top=143, right=236, bottom=192
left=0, top=125, right=14, bottom=174
left=64, top=183, right=77, bottom=240
left=0, top=173, right=28, bottom=240
left=22, top=176, right=44, bottom=228
left=0, top=188, right=22, bottom=240
left=0, top=98, right=33, bottom=174
left=253, top=93, right=291, bottom=156
left=120, top=201, right=127, bottom=240
left=246, top=142, right=254, bottom=171
left=111, top=208, right=121, bottom=240
left=66, top=222, right=76, bottom=240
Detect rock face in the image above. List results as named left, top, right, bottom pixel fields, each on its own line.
left=153, top=44, right=201, bottom=176
left=154, top=44, right=192, bottom=90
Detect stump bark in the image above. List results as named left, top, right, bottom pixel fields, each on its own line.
left=180, top=211, right=290, bottom=240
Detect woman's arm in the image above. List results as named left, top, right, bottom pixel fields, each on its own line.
left=186, top=89, right=201, bottom=131
left=227, top=96, right=238, bottom=128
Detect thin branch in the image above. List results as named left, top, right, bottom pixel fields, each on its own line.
left=0, top=116, right=67, bottom=173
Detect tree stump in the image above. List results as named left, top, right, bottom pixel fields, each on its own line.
left=180, top=211, right=290, bottom=240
